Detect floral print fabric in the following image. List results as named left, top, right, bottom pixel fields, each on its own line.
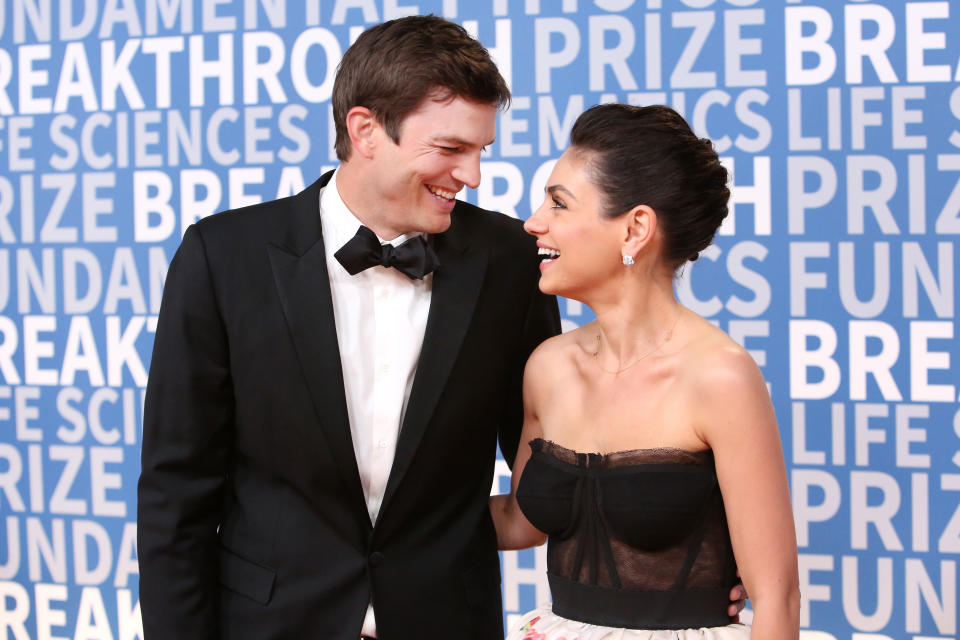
left=507, top=605, right=752, bottom=640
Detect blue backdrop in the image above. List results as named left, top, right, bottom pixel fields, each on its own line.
left=1, top=1, right=959, bottom=638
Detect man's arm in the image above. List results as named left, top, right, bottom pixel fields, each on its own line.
left=137, top=225, right=234, bottom=639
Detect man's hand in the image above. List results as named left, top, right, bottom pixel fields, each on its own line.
left=727, top=580, right=748, bottom=622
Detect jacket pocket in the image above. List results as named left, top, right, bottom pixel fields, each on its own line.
left=218, top=547, right=276, bottom=605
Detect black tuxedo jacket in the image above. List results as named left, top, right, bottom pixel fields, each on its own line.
left=137, top=171, right=560, bottom=640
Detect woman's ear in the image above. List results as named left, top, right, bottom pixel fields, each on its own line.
left=622, top=204, right=657, bottom=259
left=344, top=106, right=379, bottom=159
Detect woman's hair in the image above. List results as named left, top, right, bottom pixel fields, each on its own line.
left=569, top=104, right=730, bottom=269
left=332, top=15, right=510, bottom=161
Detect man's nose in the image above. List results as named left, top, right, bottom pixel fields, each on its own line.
left=452, top=152, right=482, bottom=190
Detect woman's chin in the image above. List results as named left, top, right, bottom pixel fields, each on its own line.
left=536, top=277, right=566, bottom=298
left=538, top=278, right=590, bottom=306
left=537, top=266, right=589, bottom=300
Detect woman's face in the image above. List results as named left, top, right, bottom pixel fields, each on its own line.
left=523, top=149, right=624, bottom=300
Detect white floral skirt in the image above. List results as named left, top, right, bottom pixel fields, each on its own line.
left=506, top=605, right=751, bottom=640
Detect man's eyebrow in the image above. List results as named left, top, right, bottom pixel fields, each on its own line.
left=433, top=136, right=496, bottom=148
left=546, top=184, right=577, bottom=201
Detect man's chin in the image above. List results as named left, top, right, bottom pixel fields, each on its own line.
left=423, top=213, right=453, bottom=235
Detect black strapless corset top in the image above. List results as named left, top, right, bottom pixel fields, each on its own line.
left=516, top=438, right=739, bottom=630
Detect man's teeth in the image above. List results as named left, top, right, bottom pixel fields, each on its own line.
left=427, top=185, right=455, bottom=200
left=538, top=247, right=560, bottom=259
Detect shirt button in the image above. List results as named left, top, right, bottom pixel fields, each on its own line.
left=379, top=363, right=390, bottom=375
left=377, top=288, right=390, bottom=299
left=378, top=439, right=389, bottom=449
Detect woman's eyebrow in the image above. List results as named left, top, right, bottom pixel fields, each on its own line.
left=546, top=184, right=577, bottom=201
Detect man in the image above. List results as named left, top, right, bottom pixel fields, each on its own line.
left=138, top=16, right=557, bottom=640
left=138, top=15, right=744, bottom=640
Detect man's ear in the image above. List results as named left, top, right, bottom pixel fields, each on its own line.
left=622, top=204, right=657, bottom=258
left=345, top=106, right=379, bottom=159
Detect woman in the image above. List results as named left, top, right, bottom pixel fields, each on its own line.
left=490, top=104, right=800, bottom=640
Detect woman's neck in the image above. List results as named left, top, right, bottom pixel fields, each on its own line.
left=589, top=276, right=682, bottom=370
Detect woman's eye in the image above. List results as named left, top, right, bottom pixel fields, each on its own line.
left=550, top=197, right=566, bottom=210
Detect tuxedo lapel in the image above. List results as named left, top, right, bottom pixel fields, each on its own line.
left=381, top=210, right=488, bottom=511
left=267, top=176, right=370, bottom=528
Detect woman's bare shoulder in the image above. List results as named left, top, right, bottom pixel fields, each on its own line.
left=679, top=315, right=775, bottom=445
left=525, top=322, right=596, bottom=376
left=682, top=315, right=763, bottom=387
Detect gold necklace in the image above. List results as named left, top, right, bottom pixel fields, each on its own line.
left=593, top=312, right=681, bottom=375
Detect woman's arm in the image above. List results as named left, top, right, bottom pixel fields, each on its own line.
left=697, top=346, right=800, bottom=639
left=490, top=346, right=550, bottom=550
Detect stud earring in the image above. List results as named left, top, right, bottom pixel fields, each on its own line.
left=622, top=254, right=635, bottom=266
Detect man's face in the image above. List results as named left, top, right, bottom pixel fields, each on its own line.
left=368, top=95, right=497, bottom=237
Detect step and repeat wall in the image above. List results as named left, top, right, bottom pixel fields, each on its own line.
left=1, top=0, right=959, bottom=638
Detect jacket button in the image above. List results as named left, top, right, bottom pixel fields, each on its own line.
left=369, top=551, right=384, bottom=567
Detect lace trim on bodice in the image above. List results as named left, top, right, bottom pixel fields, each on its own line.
left=533, top=438, right=714, bottom=469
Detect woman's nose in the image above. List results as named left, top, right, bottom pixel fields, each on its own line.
left=523, top=202, right=548, bottom=236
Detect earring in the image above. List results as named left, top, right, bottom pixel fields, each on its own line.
left=622, top=254, right=635, bottom=266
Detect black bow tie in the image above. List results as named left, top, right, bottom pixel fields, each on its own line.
left=334, top=225, right=440, bottom=280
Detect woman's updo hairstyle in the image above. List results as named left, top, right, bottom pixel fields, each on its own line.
left=568, top=104, right=730, bottom=270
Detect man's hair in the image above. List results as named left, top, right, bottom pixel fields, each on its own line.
left=332, top=15, right=510, bottom=161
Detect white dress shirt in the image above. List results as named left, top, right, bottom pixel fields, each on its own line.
left=319, top=169, right=432, bottom=637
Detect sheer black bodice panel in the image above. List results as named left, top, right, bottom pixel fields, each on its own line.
left=516, top=438, right=739, bottom=630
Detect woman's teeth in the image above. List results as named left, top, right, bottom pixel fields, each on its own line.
left=538, top=247, right=560, bottom=261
